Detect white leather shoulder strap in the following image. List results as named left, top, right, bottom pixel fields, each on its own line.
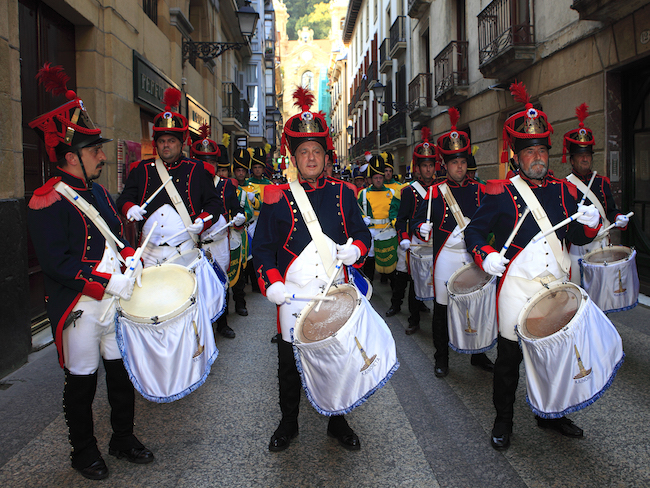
left=411, top=181, right=427, bottom=199
left=155, top=159, right=198, bottom=242
left=566, top=173, right=610, bottom=227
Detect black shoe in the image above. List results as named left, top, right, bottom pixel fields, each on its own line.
left=109, top=446, right=154, bottom=464
left=75, top=458, right=109, bottom=480
left=235, top=306, right=248, bottom=316
left=386, top=306, right=401, bottom=317
left=491, top=431, right=511, bottom=451
left=271, top=334, right=280, bottom=343
left=471, top=353, right=494, bottom=372
left=269, top=430, right=298, bottom=452
left=405, top=324, right=420, bottom=335
left=434, top=364, right=449, bottom=378
left=327, top=427, right=361, bottom=451
left=536, top=416, right=584, bottom=438
left=217, top=325, right=236, bottom=339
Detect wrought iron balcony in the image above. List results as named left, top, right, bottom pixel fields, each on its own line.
left=380, top=111, right=408, bottom=149
left=571, top=0, right=646, bottom=22
left=408, top=73, right=434, bottom=123
left=478, top=0, right=535, bottom=80
left=389, top=16, right=407, bottom=58
left=222, top=82, right=249, bottom=131
left=380, top=39, right=392, bottom=73
left=434, top=40, right=469, bottom=106
left=367, top=60, right=378, bottom=86
left=407, top=0, right=433, bottom=20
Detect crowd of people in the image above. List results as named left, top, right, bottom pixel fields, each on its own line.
left=26, top=63, right=630, bottom=481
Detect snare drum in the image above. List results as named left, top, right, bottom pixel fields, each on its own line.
left=293, top=284, right=399, bottom=415
left=580, top=245, right=639, bottom=313
left=167, top=248, right=227, bottom=322
left=516, top=282, right=624, bottom=419
left=446, top=263, right=497, bottom=353
left=373, top=229, right=398, bottom=274
left=116, top=264, right=218, bottom=402
left=410, top=245, right=434, bottom=301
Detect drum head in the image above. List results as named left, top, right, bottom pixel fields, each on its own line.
left=584, top=246, right=631, bottom=265
left=520, top=284, right=581, bottom=339
left=297, top=286, right=358, bottom=343
left=120, top=264, right=197, bottom=323
left=448, top=263, right=493, bottom=294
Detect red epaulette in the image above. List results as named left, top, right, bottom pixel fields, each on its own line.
left=428, top=182, right=442, bottom=199
left=203, top=162, right=216, bottom=177
left=563, top=179, right=578, bottom=200
left=264, top=183, right=289, bottom=205
left=230, top=177, right=239, bottom=188
left=485, top=179, right=511, bottom=195
left=28, top=177, right=62, bottom=210
left=129, top=160, right=143, bottom=172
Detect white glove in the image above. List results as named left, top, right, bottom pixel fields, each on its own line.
left=420, top=222, right=433, bottom=241
left=577, top=204, right=600, bottom=229
left=105, top=274, right=135, bottom=300
left=336, top=242, right=362, bottom=265
left=363, top=216, right=372, bottom=226
left=187, top=217, right=206, bottom=235
left=247, top=191, right=256, bottom=203
left=126, top=205, right=147, bottom=222
left=233, top=213, right=246, bottom=226
left=482, top=252, right=510, bottom=277
left=400, top=239, right=411, bottom=251
left=266, top=281, right=287, bottom=305
left=124, top=256, right=143, bottom=287
left=615, top=214, right=629, bottom=228
left=452, top=218, right=469, bottom=238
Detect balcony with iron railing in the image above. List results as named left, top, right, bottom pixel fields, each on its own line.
left=434, top=40, right=469, bottom=106
left=478, top=0, right=535, bottom=80
left=407, top=0, right=432, bottom=20
left=408, top=73, right=434, bottom=123
left=367, top=60, right=378, bottom=86
left=389, top=16, right=407, bottom=58
left=222, top=82, right=250, bottom=132
left=571, top=0, right=642, bottom=22
left=350, top=132, right=376, bottom=161
left=379, top=111, right=408, bottom=149
left=379, top=39, right=392, bottom=73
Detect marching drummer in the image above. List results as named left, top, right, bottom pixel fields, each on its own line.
left=357, top=154, right=400, bottom=282
left=563, top=103, right=629, bottom=284
left=252, top=87, right=371, bottom=452
left=413, top=108, right=494, bottom=378
left=27, top=64, right=153, bottom=480
left=190, top=125, right=247, bottom=338
left=394, top=128, right=438, bottom=334
left=464, top=82, right=602, bottom=451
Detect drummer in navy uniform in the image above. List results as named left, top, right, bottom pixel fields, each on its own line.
left=464, top=82, right=602, bottom=451
left=252, top=87, right=371, bottom=452
left=27, top=64, right=153, bottom=480
left=394, top=127, right=437, bottom=334
left=413, top=108, right=494, bottom=378
left=189, top=125, right=246, bottom=338
left=563, top=103, right=629, bottom=284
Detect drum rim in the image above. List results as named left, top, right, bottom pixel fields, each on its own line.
left=516, top=281, right=587, bottom=341
left=446, top=261, right=496, bottom=296
left=166, top=248, right=204, bottom=267
left=294, top=283, right=361, bottom=344
left=583, top=245, right=633, bottom=266
left=119, top=263, right=198, bottom=324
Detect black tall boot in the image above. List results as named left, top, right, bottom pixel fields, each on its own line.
left=432, top=302, right=449, bottom=376
left=493, top=335, right=524, bottom=432
left=63, top=369, right=105, bottom=477
left=269, top=339, right=301, bottom=451
left=406, top=277, right=421, bottom=331
left=232, top=267, right=248, bottom=315
left=387, top=271, right=408, bottom=316
left=327, top=415, right=360, bottom=450
left=363, top=257, right=376, bottom=282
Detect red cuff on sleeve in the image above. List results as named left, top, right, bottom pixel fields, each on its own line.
left=82, top=269, right=111, bottom=301
left=352, top=240, right=368, bottom=257
left=614, top=214, right=629, bottom=231
left=197, top=212, right=213, bottom=232
left=584, top=223, right=601, bottom=238
left=120, top=247, right=136, bottom=260
left=121, top=201, right=135, bottom=217
left=266, top=268, right=284, bottom=286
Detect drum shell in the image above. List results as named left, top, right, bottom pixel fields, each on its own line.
left=293, top=285, right=399, bottom=415
left=580, top=246, right=639, bottom=313
left=410, top=245, right=434, bottom=301
left=373, top=229, right=398, bottom=274
left=516, top=283, right=624, bottom=418
left=446, top=263, right=497, bottom=354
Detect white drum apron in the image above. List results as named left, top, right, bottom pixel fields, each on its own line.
left=580, top=245, right=639, bottom=313
left=516, top=282, right=624, bottom=419
left=446, top=262, right=497, bottom=354
left=434, top=243, right=472, bottom=305
left=569, top=234, right=610, bottom=285
left=410, top=244, right=434, bottom=301
left=116, top=263, right=218, bottom=403
left=293, top=284, right=399, bottom=416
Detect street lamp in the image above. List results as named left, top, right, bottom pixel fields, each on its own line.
left=371, top=81, right=385, bottom=155
left=182, top=0, right=259, bottom=64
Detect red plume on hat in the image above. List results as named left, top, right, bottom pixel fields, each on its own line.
left=190, top=123, right=220, bottom=160
left=152, top=87, right=189, bottom=144
left=163, top=87, right=182, bottom=111
left=436, top=107, right=470, bottom=163
left=293, top=87, right=316, bottom=112
left=35, top=63, right=76, bottom=100
left=420, top=126, right=431, bottom=143
left=413, top=126, right=438, bottom=169
left=562, top=103, right=594, bottom=163
left=199, top=123, right=210, bottom=140
left=282, top=86, right=330, bottom=156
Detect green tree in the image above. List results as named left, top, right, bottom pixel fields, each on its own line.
left=294, top=2, right=331, bottom=40
left=285, top=0, right=330, bottom=40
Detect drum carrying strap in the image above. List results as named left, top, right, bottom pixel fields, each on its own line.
left=412, top=181, right=433, bottom=222
left=439, top=183, right=467, bottom=230
left=54, top=181, right=123, bottom=262
left=289, top=179, right=335, bottom=276
left=510, top=175, right=571, bottom=274
left=566, top=174, right=611, bottom=228
left=155, top=159, right=198, bottom=243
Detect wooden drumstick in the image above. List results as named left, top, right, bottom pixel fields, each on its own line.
left=159, top=214, right=214, bottom=245
left=136, top=176, right=173, bottom=217
left=531, top=211, right=583, bottom=244
left=600, top=211, right=634, bottom=234
left=100, top=222, right=158, bottom=321
left=578, top=170, right=597, bottom=206
left=500, top=207, right=531, bottom=257
left=284, top=293, right=335, bottom=302
left=201, top=219, right=234, bottom=242
left=315, top=237, right=353, bottom=312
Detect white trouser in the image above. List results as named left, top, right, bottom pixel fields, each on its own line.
left=434, top=242, right=472, bottom=306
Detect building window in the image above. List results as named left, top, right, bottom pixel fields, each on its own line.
left=143, top=0, right=157, bottom=24
left=301, top=71, right=314, bottom=90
